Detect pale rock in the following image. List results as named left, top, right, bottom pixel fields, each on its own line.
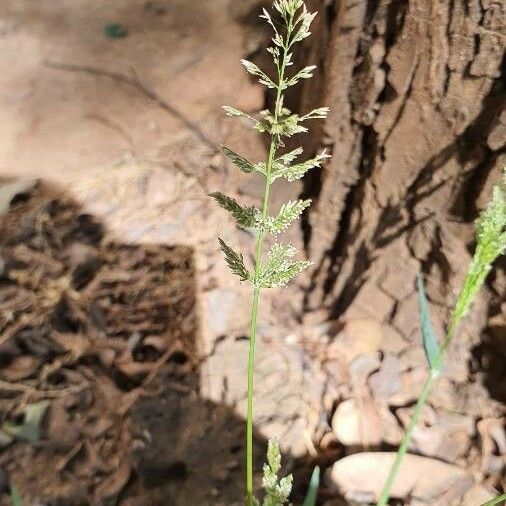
left=429, top=376, right=462, bottom=412
left=349, top=353, right=381, bottom=388
left=377, top=248, right=419, bottom=301
left=344, top=283, right=394, bottom=321
left=389, top=366, right=428, bottom=406
left=398, top=345, right=427, bottom=371
left=331, top=398, right=382, bottom=447
left=407, top=222, right=434, bottom=261
left=204, top=287, right=248, bottom=339
left=381, top=323, right=409, bottom=354
left=368, top=353, right=402, bottom=400
left=332, top=397, right=402, bottom=448
left=379, top=404, right=403, bottom=445
left=327, top=452, right=475, bottom=505
left=461, top=484, right=496, bottom=505
left=392, top=291, right=420, bottom=342
left=0, top=178, right=37, bottom=214
left=327, top=318, right=383, bottom=364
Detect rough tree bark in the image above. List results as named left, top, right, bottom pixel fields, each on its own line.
left=300, top=0, right=505, bottom=347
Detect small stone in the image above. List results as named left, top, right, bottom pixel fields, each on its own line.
left=327, top=452, right=474, bottom=504
left=327, top=318, right=383, bottom=364
left=369, top=353, right=402, bottom=400
left=332, top=398, right=382, bottom=447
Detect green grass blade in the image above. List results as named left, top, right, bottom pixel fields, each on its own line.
left=417, top=273, right=441, bottom=372
left=10, top=485, right=23, bottom=506
left=302, top=466, right=320, bottom=506
left=480, top=494, right=506, bottom=506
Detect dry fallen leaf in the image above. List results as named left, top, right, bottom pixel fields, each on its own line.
left=0, top=355, right=41, bottom=381
left=94, top=459, right=131, bottom=500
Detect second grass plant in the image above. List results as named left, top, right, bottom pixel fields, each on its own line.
left=210, top=1, right=329, bottom=504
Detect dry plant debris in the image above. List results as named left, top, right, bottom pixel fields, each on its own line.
left=0, top=180, right=197, bottom=504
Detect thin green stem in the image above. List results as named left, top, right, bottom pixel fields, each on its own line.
left=377, top=313, right=461, bottom=505
left=245, top=39, right=288, bottom=505
left=480, top=494, right=506, bottom=506
left=376, top=371, right=436, bottom=506
left=246, top=285, right=260, bottom=506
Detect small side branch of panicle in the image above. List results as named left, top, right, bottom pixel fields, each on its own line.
left=258, top=243, right=312, bottom=288
left=209, top=192, right=258, bottom=230
left=272, top=150, right=330, bottom=182
left=218, top=238, right=250, bottom=282
left=241, top=59, right=278, bottom=89
left=258, top=199, right=312, bottom=234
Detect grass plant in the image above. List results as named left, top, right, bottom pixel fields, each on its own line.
left=211, top=1, right=329, bottom=504
left=377, top=173, right=506, bottom=506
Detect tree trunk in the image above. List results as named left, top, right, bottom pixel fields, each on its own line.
left=301, top=0, right=505, bottom=341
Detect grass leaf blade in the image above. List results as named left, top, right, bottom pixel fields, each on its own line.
left=417, top=273, right=440, bottom=372
left=302, top=466, right=320, bottom=506
left=479, top=494, right=506, bottom=506
left=10, top=485, right=23, bottom=506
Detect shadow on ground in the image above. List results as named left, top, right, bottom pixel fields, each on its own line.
left=0, top=179, right=313, bottom=506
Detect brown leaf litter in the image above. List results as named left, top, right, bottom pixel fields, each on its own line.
left=0, top=179, right=198, bottom=504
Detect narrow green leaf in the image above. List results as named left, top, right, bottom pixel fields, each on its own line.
left=210, top=192, right=257, bottom=229
left=302, top=466, right=320, bottom=506
left=218, top=238, right=250, bottom=282
left=417, top=273, right=441, bottom=372
left=479, top=494, right=506, bottom=506
left=221, top=146, right=255, bottom=173
left=10, top=485, right=23, bottom=506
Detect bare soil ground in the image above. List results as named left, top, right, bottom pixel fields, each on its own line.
left=0, top=1, right=504, bottom=505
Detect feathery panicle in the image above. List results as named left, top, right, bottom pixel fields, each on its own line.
left=261, top=440, right=293, bottom=506
left=451, top=174, right=506, bottom=327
